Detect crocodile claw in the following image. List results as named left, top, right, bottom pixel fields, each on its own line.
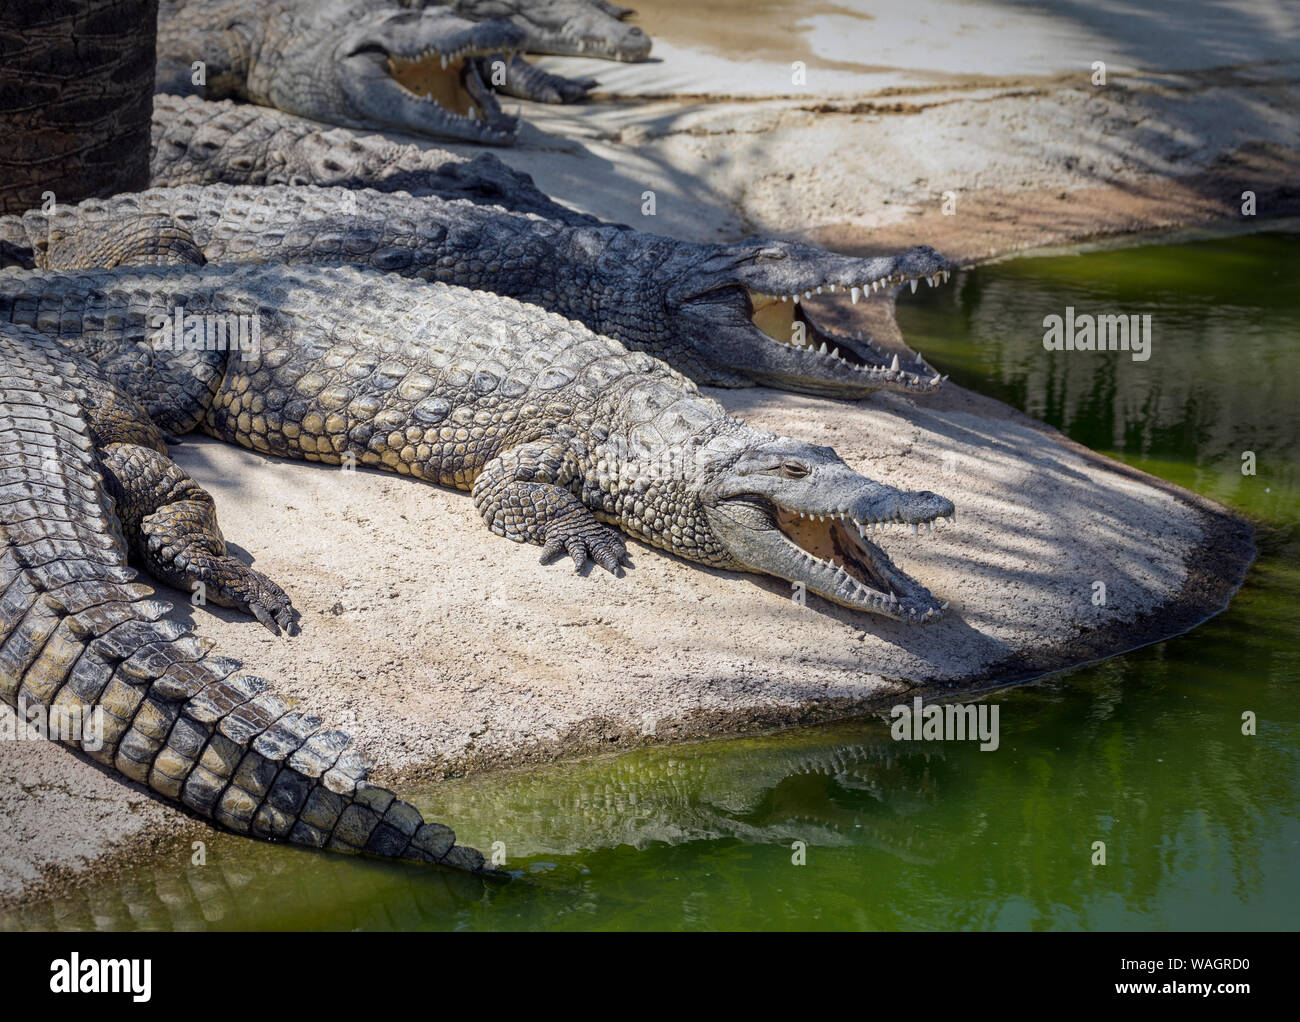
left=539, top=528, right=627, bottom=576
left=250, top=598, right=299, bottom=637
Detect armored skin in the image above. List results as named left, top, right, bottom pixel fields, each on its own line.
left=0, top=322, right=489, bottom=870
left=0, top=262, right=955, bottom=621
left=149, top=94, right=602, bottom=225
left=415, top=0, right=653, bottom=62
left=6, top=184, right=953, bottom=398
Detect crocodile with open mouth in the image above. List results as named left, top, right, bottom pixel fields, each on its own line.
left=157, top=0, right=527, bottom=143
left=6, top=184, right=953, bottom=398
left=0, top=261, right=956, bottom=621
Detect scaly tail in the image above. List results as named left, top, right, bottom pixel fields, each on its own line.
left=0, top=323, right=489, bottom=872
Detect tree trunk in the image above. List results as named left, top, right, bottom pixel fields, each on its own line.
left=0, top=0, right=158, bottom=214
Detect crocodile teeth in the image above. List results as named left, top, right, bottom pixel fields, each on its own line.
left=890, top=354, right=900, bottom=372
left=850, top=287, right=861, bottom=304
left=909, top=279, right=918, bottom=293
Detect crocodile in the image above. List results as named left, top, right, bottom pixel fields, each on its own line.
left=0, top=320, right=492, bottom=872
left=156, top=0, right=528, bottom=144
left=0, top=261, right=956, bottom=621
left=409, top=0, right=653, bottom=62
left=0, top=0, right=158, bottom=215
left=149, top=94, right=601, bottom=225
left=5, top=184, right=953, bottom=398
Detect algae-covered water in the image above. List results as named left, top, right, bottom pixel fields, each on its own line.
left=7, top=229, right=1297, bottom=932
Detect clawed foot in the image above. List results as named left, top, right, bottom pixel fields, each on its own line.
left=546, top=76, right=599, bottom=104
left=202, top=558, right=300, bottom=636
left=539, top=522, right=628, bottom=575
left=248, top=592, right=300, bottom=637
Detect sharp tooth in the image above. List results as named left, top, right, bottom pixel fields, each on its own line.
left=780, top=295, right=788, bottom=302
left=831, top=347, right=839, bottom=359
left=804, top=290, right=812, bottom=299
left=816, top=286, right=823, bottom=294
left=856, top=330, right=863, bottom=340
left=792, top=293, right=800, bottom=304
left=819, top=342, right=828, bottom=354
left=942, top=269, right=950, bottom=282
left=441, top=54, right=448, bottom=69
left=871, top=280, right=879, bottom=293
left=909, top=279, right=918, bottom=293
left=890, top=354, right=900, bottom=372
left=850, top=287, right=861, bottom=304
left=941, top=601, right=950, bottom=610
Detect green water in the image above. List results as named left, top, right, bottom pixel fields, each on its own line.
left=6, top=229, right=1298, bottom=932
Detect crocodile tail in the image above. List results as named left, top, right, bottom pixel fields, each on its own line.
left=0, top=323, right=489, bottom=872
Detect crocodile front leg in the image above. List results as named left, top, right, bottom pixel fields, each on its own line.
left=472, top=441, right=626, bottom=573
left=98, top=442, right=298, bottom=635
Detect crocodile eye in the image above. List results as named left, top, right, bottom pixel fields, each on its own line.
left=780, top=461, right=809, bottom=479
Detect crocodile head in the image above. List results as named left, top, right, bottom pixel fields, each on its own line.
left=207, top=1, right=527, bottom=144
left=665, top=240, right=954, bottom=398
left=331, top=6, right=524, bottom=142
left=451, top=0, right=652, bottom=60
left=698, top=436, right=954, bottom=621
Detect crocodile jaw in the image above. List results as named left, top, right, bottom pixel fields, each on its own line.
left=699, top=441, right=955, bottom=621
left=340, top=47, right=518, bottom=144
left=673, top=243, right=956, bottom=399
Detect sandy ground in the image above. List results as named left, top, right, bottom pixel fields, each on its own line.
left=1, top=0, right=1289, bottom=906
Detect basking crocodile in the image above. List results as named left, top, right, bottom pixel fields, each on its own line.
left=156, top=0, right=528, bottom=144
left=149, top=94, right=601, bottom=225
left=0, top=321, right=491, bottom=872
left=6, top=185, right=952, bottom=398
left=0, top=261, right=955, bottom=621
left=411, top=0, right=653, bottom=62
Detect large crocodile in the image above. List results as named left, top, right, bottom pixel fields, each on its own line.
left=0, top=320, right=491, bottom=871
left=149, top=94, right=601, bottom=225
left=5, top=185, right=953, bottom=398
left=0, top=261, right=955, bottom=621
left=157, top=0, right=528, bottom=143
